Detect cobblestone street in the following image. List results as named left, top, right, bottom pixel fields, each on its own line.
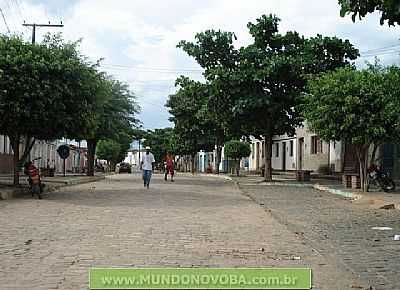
left=239, top=180, right=400, bottom=290
left=0, top=174, right=372, bottom=290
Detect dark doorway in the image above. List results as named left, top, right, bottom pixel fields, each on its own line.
left=256, top=142, right=260, bottom=170
left=343, top=144, right=359, bottom=173
left=298, top=138, right=304, bottom=170
left=282, top=142, right=286, bottom=171
left=383, top=144, right=394, bottom=174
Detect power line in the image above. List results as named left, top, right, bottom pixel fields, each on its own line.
left=101, top=63, right=203, bottom=74
left=0, top=7, right=10, bottom=34
left=103, top=63, right=203, bottom=72
left=360, top=50, right=400, bottom=58
left=361, top=44, right=400, bottom=54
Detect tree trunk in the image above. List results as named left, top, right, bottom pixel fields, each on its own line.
left=183, top=156, right=187, bottom=172
left=87, top=139, right=98, bottom=176
left=236, top=159, right=240, bottom=176
left=20, top=136, right=35, bottom=164
left=9, top=134, right=20, bottom=186
left=370, top=143, right=379, bottom=166
left=264, top=135, right=273, bottom=182
left=191, top=154, right=196, bottom=175
left=356, top=144, right=370, bottom=192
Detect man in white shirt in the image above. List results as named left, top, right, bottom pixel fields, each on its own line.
left=140, top=146, right=155, bottom=189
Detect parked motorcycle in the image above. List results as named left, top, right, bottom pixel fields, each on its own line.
left=24, top=157, right=43, bottom=199
left=367, top=164, right=396, bottom=192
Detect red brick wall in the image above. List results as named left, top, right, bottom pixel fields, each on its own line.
left=0, top=153, right=13, bottom=174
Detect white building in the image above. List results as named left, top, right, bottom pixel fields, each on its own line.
left=248, top=124, right=344, bottom=174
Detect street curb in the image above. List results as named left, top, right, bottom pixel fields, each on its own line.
left=232, top=178, right=361, bottom=201
left=0, top=176, right=105, bottom=200
left=43, top=176, right=105, bottom=186
left=313, top=184, right=362, bottom=200
left=197, top=174, right=233, bottom=181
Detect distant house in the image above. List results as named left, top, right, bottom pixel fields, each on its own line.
left=124, top=149, right=145, bottom=167
left=0, top=135, right=88, bottom=175
left=248, top=123, right=344, bottom=174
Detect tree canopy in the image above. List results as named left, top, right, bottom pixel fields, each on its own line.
left=166, top=76, right=214, bottom=157
left=96, top=139, right=121, bottom=168
left=0, top=33, right=140, bottom=182
left=0, top=34, right=102, bottom=141
left=178, top=30, right=243, bottom=173
left=224, top=140, right=251, bottom=161
left=82, top=78, right=140, bottom=176
left=339, top=0, right=400, bottom=26
left=143, top=128, right=176, bottom=166
left=0, top=34, right=110, bottom=184
left=303, top=64, right=400, bottom=191
left=231, top=14, right=359, bottom=180
left=175, top=14, right=359, bottom=179
left=224, top=140, right=251, bottom=176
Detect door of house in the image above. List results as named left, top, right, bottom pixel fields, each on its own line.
left=343, top=144, right=359, bottom=173
left=282, top=142, right=286, bottom=171
left=383, top=144, right=394, bottom=174
left=299, top=138, right=304, bottom=170
left=256, top=142, right=260, bottom=170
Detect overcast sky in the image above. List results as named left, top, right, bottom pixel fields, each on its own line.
left=1, top=0, right=399, bottom=130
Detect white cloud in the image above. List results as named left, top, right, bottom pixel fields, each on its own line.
left=2, top=0, right=400, bottom=129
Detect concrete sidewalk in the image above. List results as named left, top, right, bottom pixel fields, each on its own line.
left=0, top=174, right=106, bottom=199
left=228, top=174, right=400, bottom=210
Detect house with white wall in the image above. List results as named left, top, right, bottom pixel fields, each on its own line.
left=248, top=123, right=344, bottom=174
left=0, top=135, right=88, bottom=175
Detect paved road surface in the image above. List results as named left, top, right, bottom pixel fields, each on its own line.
left=0, top=173, right=363, bottom=289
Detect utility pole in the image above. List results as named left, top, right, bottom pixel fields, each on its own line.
left=22, top=21, right=64, bottom=166
left=22, top=22, right=64, bottom=44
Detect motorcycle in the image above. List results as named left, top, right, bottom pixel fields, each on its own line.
left=367, top=164, right=396, bottom=192
left=24, top=157, right=44, bottom=199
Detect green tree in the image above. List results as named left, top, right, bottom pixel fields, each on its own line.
left=143, top=128, right=176, bottom=167
left=224, top=140, right=251, bottom=176
left=232, top=15, right=359, bottom=181
left=96, top=139, right=121, bottom=170
left=178, top=30, right=242, bottom=174
left=0, top=34, right=103, bottom=184
left=166, top=76, right=214, bottom=173
left=82, top=78, right=140, bottom=176
left=303, top=64, right=400, bottom=192
left=339, top=0, right=400, bottom=26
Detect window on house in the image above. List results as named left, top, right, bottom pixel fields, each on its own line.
left=252, top=143, right=255, bottom=159
left=289, top=140, right=294, bottom=157
left=311, top=136, right=323, bottom=154
left=275, top=143, right=279, bottom=157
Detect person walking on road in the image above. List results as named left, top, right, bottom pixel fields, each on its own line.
left=141, top=146, right=155, bottom=189
left=164, top=153, right=175, bottom=182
